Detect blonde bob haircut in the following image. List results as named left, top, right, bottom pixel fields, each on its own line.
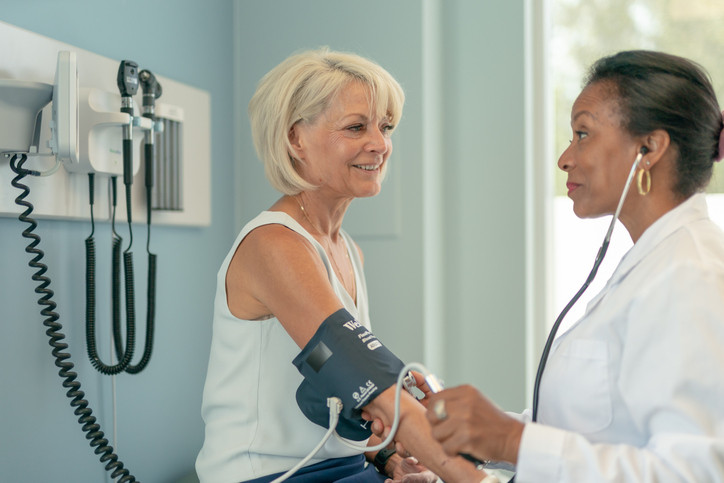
left=248, top=47, right=405, bottom=195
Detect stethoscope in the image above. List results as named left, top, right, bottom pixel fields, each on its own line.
left=531, top=147, right=648, bottom=421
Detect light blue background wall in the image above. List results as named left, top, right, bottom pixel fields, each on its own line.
left=234, top=0, right=527, bottom=407
left=441, top=0, right=527, bottom=406
left=0, top=1, right=528, bottom=481
left=0, top=1, right=233, bottom=481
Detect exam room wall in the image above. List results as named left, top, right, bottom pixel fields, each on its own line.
left=1, top=2, right=525, bottom=482
left=0, top=1, right=233, bottom=482
left=234, top=0, right=527, bottom=412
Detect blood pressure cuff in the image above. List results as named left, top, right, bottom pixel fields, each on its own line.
left=292, top=308, right=405, bottom=441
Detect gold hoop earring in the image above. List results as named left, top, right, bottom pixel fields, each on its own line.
left=637, top=168, right=651, bottom=196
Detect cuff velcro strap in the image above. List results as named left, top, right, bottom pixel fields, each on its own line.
left=293, top=308, right=405, bottom=441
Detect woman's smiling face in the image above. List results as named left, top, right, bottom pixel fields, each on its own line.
left=290, top=81, right=395, bottom=199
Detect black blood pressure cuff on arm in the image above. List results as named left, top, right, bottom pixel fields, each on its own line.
left=292, top=308, right=405, bottom=441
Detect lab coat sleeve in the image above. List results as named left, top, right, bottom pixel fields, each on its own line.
left=516, top=262, right=724, bottom=482
left=506, top=410, right=531, bottom=423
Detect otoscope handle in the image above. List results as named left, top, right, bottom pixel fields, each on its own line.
left=123, top=139, right=133, bottom=187
left=139, top=68, right=160, bottom=192
left=144, top=143, right=153, bottom=189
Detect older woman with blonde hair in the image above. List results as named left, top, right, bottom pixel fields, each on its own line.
left=196, top=48, right=486, bottom=483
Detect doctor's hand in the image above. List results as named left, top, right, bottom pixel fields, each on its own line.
left=426, top=385, right=524, bottom=465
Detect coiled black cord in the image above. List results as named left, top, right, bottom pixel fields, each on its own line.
left=110, top=178, right=125, bottom=362
left=111, top=176, right=156, bottom=374
left=123, top=187, right=157, bottom=374
left=10, top=154, right=138, bottom=482
left=124, top=249, right=156, bottom=374
left=85, top=173, right=136, bottom=374
left=85, top=172, right=156, bottom=375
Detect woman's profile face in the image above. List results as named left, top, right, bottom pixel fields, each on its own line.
left=291, top=81, right=394, bottom=199
left=558, top=81, right=640, bottom=219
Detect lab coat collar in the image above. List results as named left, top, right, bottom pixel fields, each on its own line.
left=584, top=193, right=710, bottom=314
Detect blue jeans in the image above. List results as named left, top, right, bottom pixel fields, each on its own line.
left=243, top=454, right=387, bottom=483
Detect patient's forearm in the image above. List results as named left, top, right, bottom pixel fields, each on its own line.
left=365, top=387, right=483, bottom=483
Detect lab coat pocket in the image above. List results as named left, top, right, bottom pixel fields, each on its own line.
left=559, top=339, right=613, bottom=434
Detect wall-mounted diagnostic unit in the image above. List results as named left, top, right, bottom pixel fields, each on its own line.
left=0, top=21, right=210, bottom=225
left=0, top=20, right=211, bottom=482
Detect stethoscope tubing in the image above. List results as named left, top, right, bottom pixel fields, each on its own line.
left=531, top=151, right=644, bottom=421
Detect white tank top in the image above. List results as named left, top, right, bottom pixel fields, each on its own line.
left=195, top=211, right=371, bottom=483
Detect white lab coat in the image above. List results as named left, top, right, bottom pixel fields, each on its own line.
left=516, top=193, right=724, bottom=482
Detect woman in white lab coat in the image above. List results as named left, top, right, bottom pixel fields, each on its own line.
left=422, top=50, right=724, bottom=482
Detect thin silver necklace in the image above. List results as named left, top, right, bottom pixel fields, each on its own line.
left=294, top=194, right=356, bottom=297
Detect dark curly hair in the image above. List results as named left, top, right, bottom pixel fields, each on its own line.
left=585, top=50, right=723, bottom=197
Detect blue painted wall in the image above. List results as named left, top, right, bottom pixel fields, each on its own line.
left=234, top=0, right=528, bottom=413
left=0, top=1, right=529, bottom=481
left=0, top=1, right=233, bottom=481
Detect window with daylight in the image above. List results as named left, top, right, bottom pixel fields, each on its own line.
left=548, top=0, right=724, bottom=332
